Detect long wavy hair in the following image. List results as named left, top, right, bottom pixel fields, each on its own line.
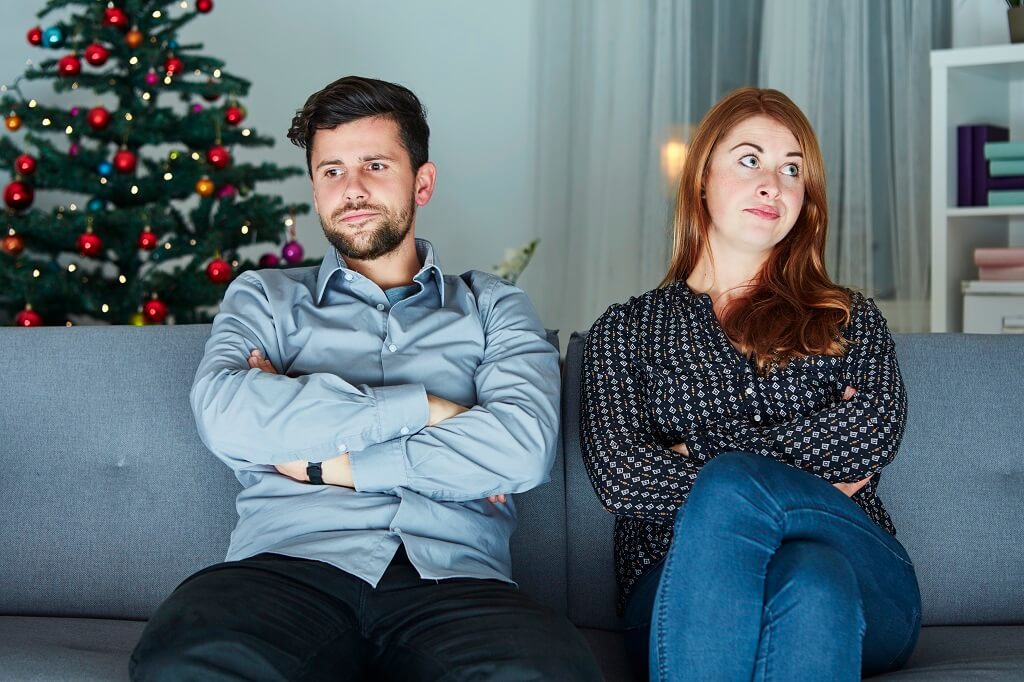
left=661, top=87, right=851, bottom=373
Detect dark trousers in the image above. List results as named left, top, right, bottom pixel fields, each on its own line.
left=130, top=547, right=600, bottom=681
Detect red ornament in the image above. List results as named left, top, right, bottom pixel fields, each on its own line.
left=143, top=298, right=168, bottom=324
left=206, top=145, right=230, bottom=170
left=27, top=26, right=42, bottom=46
left=164, top=56, right=184, bottom=75
left=137, top=228, right=158, bottom=250
left=258, top=252, right=279, bottom=268
left=84, top=43, right=110, bottom=66
left=113, top=148, right=137, bottom=174
left=57, top=54, right=81, bottom=77
left=4, top=181, right=34, bottom=210
left=87, top=106, right=111, bottom=130
left=16, top=306, right=42, bottom=327
left=103, top=7, right=130, bottom=30
left=206, top=258, right=232, bottom=283
left=196, top=0, right=214, bottom=13
left=14, top=154, right=37, bottom=176
left=76, top=231, right=103, bottom=258
left=224, top=105, right=245, bottom=126
left=2, top=233, right=25, bottom=256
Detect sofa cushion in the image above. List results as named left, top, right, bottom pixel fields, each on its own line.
left=562, top=332, right=1024, bottom=630
left=0, top=616, right=144, bottom=681
left=0, top=326, right=567, bottom=621
left=578, top=626, right=1024, bottom=681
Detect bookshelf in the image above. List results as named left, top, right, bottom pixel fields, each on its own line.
left=931, top=44, right=1024, bottom=332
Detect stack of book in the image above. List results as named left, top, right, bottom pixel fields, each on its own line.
left=975, top=248, right=1024, bottom=281
left=957, top=124, right=1017, bottom=206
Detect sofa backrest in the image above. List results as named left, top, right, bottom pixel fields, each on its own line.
left=0, top=325, right=567, bottom=620
left=562, top=331, right=1024, bottom=630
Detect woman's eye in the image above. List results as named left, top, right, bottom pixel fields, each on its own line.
left=781, top=163, right=800, bottom=177
left=739, top=155, right=758, bottom=168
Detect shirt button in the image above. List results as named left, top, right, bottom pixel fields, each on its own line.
left=388, top=344, right=398, bottom=353
left=753, top=413, right=762, bottom=422
left=393, top=527, right=402, bottom=534
left=745, top=387, right=754, bottom=395
left=344, top=274, right=354, bottom=281
left=376, top=303, right=385, bottom=311
left=337, top=442, right=347, bottom=451
left=400, top=427, right=410, bottom=435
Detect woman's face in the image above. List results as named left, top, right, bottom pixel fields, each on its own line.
left=703, top=114, right=805, bottom=259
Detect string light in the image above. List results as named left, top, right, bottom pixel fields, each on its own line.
left=163, top=172, right=173, bottom=180
left=65, top=125, right=73, bottom=134
left=129, top=56, right=138, bottom=65
left=41, top=117, right=51, bottom=126
left=141, top=92, right=151, bottom=101
left=163, top=76, right=172, bottom=85
left=189, top=239, right=196, bottom=246
left=213, top=69, right=222, bottom=78
left=69, top=203, right=77, bottom=211
left=101, top=303, right=110, bottom=313
left=152, top=10, right=162, bottom=18
left=131, top=185, right=139, bottom=194
left=190, top=152, right=200, bottom=160
left=32, top=269, right=40, bottom=278
left=164, top=242, right=172, bottom=250
left=66, top=321, right=73, bottom=327
left=241, top=128, right=251, bottom=137
left=99, top=177, right=108, bottom=185
left=118, top=274, right=127, bottom=284
left=28, top=99, right=37, bottom=108
left=240, top=224, right=249, bottom=235
left=125, top=112, right=133, bottom=121
left=68, top=263, right=77, bottom=272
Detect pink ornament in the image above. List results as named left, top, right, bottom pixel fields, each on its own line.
left=281, top=240, right=304, bottom=264
left=69, top=106, right=80, bottom=116
left=190, top=103, right=203, bottom=113
left=216, top=183, right=236, bottom=198
left=259, top=253, right=279, bottom=268
left=145, top=71, right=158, bottom=85
left=69, top=142, right=80, bottom=156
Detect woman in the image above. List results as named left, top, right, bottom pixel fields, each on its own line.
left=581, top=87, right=920, bottom=681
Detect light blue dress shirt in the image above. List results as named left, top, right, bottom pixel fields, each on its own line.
left=190, top=239, right=560, bottom=587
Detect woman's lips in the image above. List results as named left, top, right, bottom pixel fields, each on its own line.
left=744, top=207, right=780, bottom=220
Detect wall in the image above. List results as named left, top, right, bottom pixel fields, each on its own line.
left=0, top=1, right=541, bottom=303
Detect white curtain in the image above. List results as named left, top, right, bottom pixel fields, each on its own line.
left=760, top=0, right=949, bottom=331
left=529, top=0, right=761, bottom=336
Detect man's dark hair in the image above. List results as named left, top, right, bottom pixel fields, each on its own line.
left=287, top=76, right=429, bottom=177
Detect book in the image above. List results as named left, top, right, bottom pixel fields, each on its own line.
left=989, top=176, right=1024, bottom=191
left=958, top=126, right=973, bottom=206
left=983, top=141, right=1024, bottom=159
left=979, top=265, right=1024, bottom=281
left=975, top=248, right=1024, bottom=267
left=972, top=126, right=1009, bottom=206
left=990, top=160, right=1024, bottom=177
left=988, top=190, right=1024, bottom=206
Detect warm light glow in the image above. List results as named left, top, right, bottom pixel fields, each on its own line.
left=240, top=225, right=249, bottom=234
left=32, top=269, right=40, bottom=278
left=661, top=139, right=688, bottom=184
left=213, top=69, right=222, bottom=78
left=142, top=92, right=151, bottom=101
left=241, top=128, right=251, bottom=137
left=65, top=125, right=73, bottom=134
left=164, top=243, right=172, bottom=250
left=101, top=304, right=110, bottom=313
left=152, top=10, right=162, bottom=18
left=28, top=99, right=37, bottom=108
left=125, top=112, right=133, bottom=121
left=129, top=56, right=139, bottom=65
left=41, top=117, right=51, bottom=126
left=163, top=172, right=173, bottom=180
left=119, top=274, right=127, bottom=284
left=131, top=185, right=139, bottom=194
left=68, top=263, right=77, bottom=272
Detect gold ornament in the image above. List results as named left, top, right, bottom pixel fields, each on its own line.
left=5, top=114, right=23, bottom=131
left=126, top=28, right=144, bottom=49
left=130, top=311, right=146, bottom=326
left=195, top=177, right=215, bottom=197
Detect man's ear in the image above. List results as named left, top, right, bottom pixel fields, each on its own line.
left=414, top=162, right=437, bottom=207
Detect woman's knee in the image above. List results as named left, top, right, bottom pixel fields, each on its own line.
left=764, top=541, right=863, bottom=628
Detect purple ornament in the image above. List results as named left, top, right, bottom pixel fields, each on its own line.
left=217, top=183, right=236, bottom=198
left=145, top=71, right=158, bottom=85
left=68, top=142, right=80, bottom=156
left=191, top=103, right=203, bottom=113
left=281, top=240, right=304, bottom=264
left=69, top=106, right=80, bottom=116
left=258, top=252, right=279, bottom=268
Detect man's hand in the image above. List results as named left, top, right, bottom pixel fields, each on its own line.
left=427, top=394, right=469, bottom=426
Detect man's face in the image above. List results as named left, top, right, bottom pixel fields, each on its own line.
left=309, top=116, right=433, bottom=261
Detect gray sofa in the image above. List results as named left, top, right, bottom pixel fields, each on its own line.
left=0, top=325, right=1022, bottom=680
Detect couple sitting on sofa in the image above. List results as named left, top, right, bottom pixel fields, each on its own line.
left=130, top=76, right=919, bottom=682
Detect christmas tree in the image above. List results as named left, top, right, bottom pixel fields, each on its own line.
left=0, top=0, right=311, bottom=327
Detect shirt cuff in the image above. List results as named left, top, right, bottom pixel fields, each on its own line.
left=369, top=384, right=428, bottom=442
left=349, top=438, right=409, bottom=493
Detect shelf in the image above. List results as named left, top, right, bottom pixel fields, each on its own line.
left=947, top=206, right=1024, bottom=218
left=932, top=43, right=1024, bottom=68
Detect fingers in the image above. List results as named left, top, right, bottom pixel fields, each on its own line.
left=487, top=494, right=507, bottom=504
left=842, top=385, right=858, bottom=401
left=670, top=443, right=690, bottom=456
left=248, top=349, right=278, bottom=374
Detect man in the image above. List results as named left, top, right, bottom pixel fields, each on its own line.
left=130, top=76, right=599, bottom=680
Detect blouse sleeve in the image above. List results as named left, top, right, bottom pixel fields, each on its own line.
left=695, top=296, right=907, bottom=483
left=581, top=302, right=704, bottom=522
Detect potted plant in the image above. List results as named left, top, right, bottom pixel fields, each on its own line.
left=1009, top=0, right=1024, bottom=43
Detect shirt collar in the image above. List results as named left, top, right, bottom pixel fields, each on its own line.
left=315, top=238, right=445, bottom=305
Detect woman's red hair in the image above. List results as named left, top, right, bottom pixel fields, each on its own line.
left=661, top=87, right=851, bottom=372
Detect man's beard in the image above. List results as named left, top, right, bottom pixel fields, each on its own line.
left=320, top=198, right=415, bottom=261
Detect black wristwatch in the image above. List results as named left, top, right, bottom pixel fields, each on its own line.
left=306, top=462, right=324, bottom=485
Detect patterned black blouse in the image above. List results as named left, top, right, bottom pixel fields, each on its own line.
left=581, top=282, right=907, bottom=608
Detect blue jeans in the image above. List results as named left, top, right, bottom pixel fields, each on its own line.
left=629, top=452, right=921, bottom=682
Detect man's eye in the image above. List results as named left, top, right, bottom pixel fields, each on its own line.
left=324, top=168, right=342, bottom=178
left=739, top=155, right=758, bottom=168
left=368, top=162, right=386, bottom=171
